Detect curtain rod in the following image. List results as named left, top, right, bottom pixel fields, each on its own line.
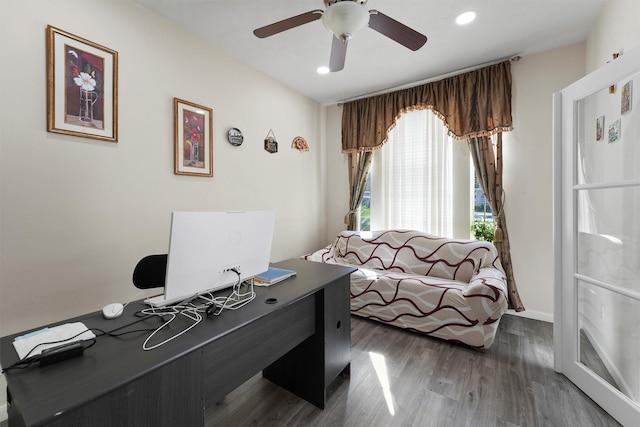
left=337, top=55, right=521, bottom=105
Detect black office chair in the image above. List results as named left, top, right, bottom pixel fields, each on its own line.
left=132, top=254, right=168, bottom=289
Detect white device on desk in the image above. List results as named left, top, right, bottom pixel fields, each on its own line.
left=145, top=210, right=275, bottom=307
left=102, top=303, right=124, bottom=319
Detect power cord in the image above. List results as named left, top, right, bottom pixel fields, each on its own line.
left=140, top=268, right=256, bottom=351
left=204, top=268, right=255, bottom=316
left=2, top=315, right=160, bottom=373
left=4, top=273, right=259, bottom=363
left=2, top=330, right=97, bottom=373
left=140, top=303, right=204, bottom=351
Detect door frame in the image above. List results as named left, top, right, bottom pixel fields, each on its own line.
left=553, top=47, right=640, bottom=427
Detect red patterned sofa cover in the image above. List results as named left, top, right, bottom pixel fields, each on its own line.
left=303, top=230, right=509, bottom=350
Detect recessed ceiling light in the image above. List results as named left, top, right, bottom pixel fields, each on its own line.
left=317, top=66, right=330, bottom=74
left=455, top=11, right=476, bottom=25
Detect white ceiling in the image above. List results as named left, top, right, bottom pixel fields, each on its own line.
left=134, top=0, right=605, bottom=105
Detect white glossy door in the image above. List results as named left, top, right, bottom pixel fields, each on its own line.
left=554, top=48, right=640, bottom=427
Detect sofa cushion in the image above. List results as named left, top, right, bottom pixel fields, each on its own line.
left=332, top=230, right=501, bottom=283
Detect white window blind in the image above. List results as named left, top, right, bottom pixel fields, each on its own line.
left=370, top=109, right=454, bottom=237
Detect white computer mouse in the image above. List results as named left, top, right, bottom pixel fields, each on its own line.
left=102, top=303, right=124, bottom=319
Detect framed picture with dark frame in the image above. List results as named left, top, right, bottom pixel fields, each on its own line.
left=46, top=25, right=118, bottom=142
left=174, top=98, right=214, bottom=177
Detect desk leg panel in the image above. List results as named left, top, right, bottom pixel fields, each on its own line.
left=262, top=329, right=325, bottom=409
left=203, top=295, right=315, bottom=406
left=7, top=388, right=26, bottom=427
left=263, top=276, right=351, bottom=409
left=323, top=276, right=351, bottom=385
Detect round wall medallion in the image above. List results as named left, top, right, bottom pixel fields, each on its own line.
left=227, top=128, right=244, bottom=146
left=292, top=136, right=309, bottom=151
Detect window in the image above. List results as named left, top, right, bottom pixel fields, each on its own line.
left=360, top=178, right=371, bottom=231
left=473, top=173, right=493, bottom=222
left=471, top=171, right=494, bottom=242
left=360, top=109, right=473, bottom=238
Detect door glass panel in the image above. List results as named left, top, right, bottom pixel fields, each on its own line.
left=563, top=50, right=640, bottom=425
left=577, top=70, right=640, bottom=185
left=578, top=280, right=640, bottom=404
left=576, top=186, right=640, bottom=291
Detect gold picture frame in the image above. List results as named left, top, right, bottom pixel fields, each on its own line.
left=174, top=98, right=214, bottom=177
left=46, top=25, right=118, bottom=142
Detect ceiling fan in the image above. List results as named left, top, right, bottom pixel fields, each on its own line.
left=253, top=0, right=427, bottom=72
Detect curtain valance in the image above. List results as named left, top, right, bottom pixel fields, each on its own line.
left=341, top=61, right=513, bottom=153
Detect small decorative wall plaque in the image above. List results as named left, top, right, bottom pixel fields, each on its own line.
left=608, top=119, right=621, bottom=143
left=596, top=116, right=604, bottom=141
left=291, top=136, right=309, bottom=151
left=227, top=127, right=244, bottom=146
left=621, top=80, right=632, bottom=114
left=264, top=129, right=278, bottom=153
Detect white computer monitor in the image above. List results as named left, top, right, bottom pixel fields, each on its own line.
left=148, top=210, right=275, bottom=307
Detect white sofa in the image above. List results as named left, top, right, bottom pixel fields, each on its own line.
left=303, top=230, right=509, bottom=350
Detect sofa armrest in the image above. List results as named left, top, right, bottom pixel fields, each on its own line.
left=301, top=245, right=334, bottom=263
left=462, top=267, right=508, bottom=323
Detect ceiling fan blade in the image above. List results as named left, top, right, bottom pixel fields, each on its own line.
left=329, top=36, right=348, bottom=72
left=253, top=10, right=323, bottom=38
left=368, top=10, right=427, bottom=51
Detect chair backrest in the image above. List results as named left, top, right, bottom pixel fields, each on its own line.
left=132, top=254, right=168, bottom=289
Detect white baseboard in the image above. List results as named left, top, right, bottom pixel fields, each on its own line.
left=0, top=403, right=7, bottom=422
left=507, top=308, right=554, bottom=323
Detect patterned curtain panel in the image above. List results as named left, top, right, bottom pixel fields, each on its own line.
left=340, top=59, right=524, bottom=310
left=345, top=151, right=373, bottom=231
left=341, top=60, right=513, bottom=153
left=469, top=134, right=524, bottom=311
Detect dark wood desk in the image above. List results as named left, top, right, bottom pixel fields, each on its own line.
left=0, top=259, right=355, bottom=427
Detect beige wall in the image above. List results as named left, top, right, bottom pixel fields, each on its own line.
left=0, top=2, right=326, bottom=335
left=324, top=105, right=350, bottom=238
left=0, top=1, right=329, bottom=407
left=2, top=0, right=639, bottom=420
left=506, top=43, right=586, bottom=321
left=586, top=0, right=640, bottom=72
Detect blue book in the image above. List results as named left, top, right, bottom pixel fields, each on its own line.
left=253, top=267, right=296, bottom=286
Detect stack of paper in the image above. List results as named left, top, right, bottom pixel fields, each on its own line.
left=13, top=322, right=96, bottom=360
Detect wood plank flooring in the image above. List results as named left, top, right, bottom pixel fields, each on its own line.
left=0, top=315, right=621, bottom=427
left=205, top=314, right=621, bottom=427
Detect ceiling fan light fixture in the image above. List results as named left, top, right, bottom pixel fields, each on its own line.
left=322, top=1, right=370, bottom=41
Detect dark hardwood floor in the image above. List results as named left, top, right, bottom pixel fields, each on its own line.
left=0, top=315, right=620, bottom=427
left=206, top=314, right=621, bottom=427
